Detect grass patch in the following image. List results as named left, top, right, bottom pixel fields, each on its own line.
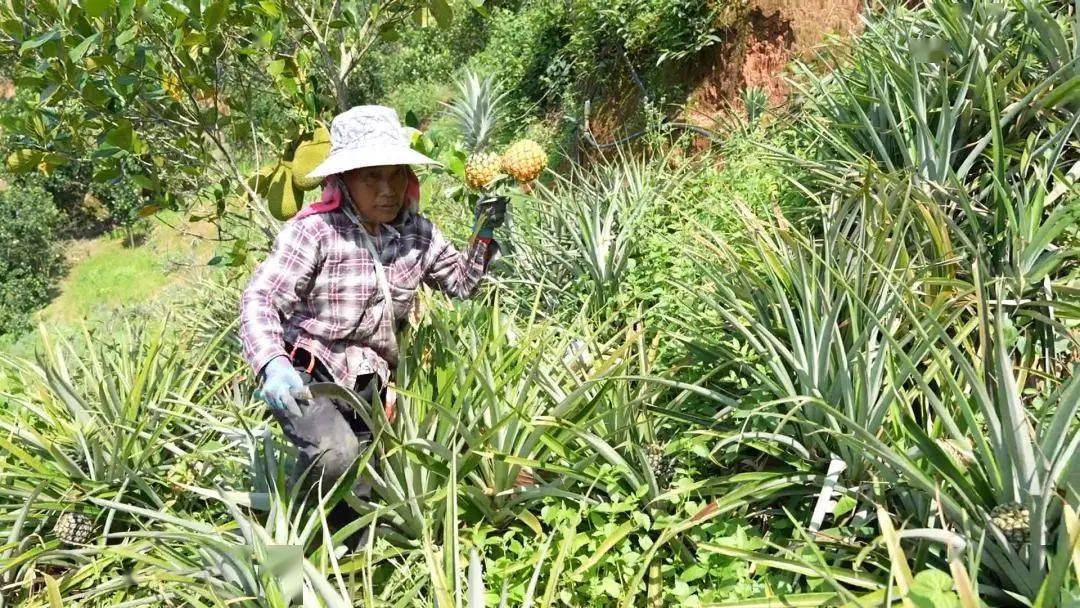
left=0, top=211, right=218, bottom=360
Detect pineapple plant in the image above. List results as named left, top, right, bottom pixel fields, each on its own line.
left=990, top=503, right=1030, bottom=549
left=742, top=86, right=768, bottom=124
left=501, top=139, right=547, bottom=183
left=55, top=511, right=95, bottom=546
left=464, top=151, right=502, bottom=190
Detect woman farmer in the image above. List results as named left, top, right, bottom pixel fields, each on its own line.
left=239, top=105, right=504, bottom=497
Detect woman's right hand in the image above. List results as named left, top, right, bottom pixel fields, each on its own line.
left=256, top=355, right=305, bottom=413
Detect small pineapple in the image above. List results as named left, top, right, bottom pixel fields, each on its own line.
left=55, top=511, right=95, bottom=546
left=990, top=503, right=1030, bottom=549
left=643, top=443, right=674, bottom=486
left=464, top=152, right=502, bottom=190
left=501, top=140, right=547, bottom=183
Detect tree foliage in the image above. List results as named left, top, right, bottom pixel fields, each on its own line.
left=0, top=0, right=457, bottom=222
left=0, top=179, right=64, bottom=335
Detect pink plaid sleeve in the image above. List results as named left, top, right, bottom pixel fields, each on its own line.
left=239, top=219, right=322, bottom=379
left=421, top=222, right=498, bottom=299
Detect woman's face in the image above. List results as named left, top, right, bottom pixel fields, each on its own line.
left=341, top=164, right=408, bottom=225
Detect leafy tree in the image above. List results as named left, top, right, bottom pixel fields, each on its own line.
left=0, top=179, right=64, bottom=336
left=0, top=0, right=458, bottom=227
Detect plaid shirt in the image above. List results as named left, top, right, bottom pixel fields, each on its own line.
left=239, top=204, right=496, bottom=388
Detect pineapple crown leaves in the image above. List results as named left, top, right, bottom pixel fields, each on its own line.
left=443, top=70, right=509, bottom=154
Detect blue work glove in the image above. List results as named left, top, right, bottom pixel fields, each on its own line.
left=472, top=194, right=508, bottom=239
left=255, top=355, right=305, bottom=413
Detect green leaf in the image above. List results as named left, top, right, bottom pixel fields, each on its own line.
left=258, top=0, right=279, bottom=17
left=83, top=0, right=113, bottom=18
left=134, top=204, right=159, bottom=218
left=833, top=495, right=856, bottom=517
left=162, top=1, right=189, bottom=23
left=573, top=519, right=635, bottom=575
left=93, top=165, right=122, bottom=181
left=130, top=174, right=157, bottom=190
left=115, top=26, right=138, bottom=47
left=182, top=31, right=206, bottom=47
left=6, top=149, right=43, bottom=173
left=429, top=0, right=452, bottom=28
left=910, top=569, right=960, bottom=608
left=105, top=119, right=135, bottom=151
left=68, top=32, right=100, bottom=62
left=678, top=564, right=707, bottom=583
left=267, top=59, right=285, bottom=77
left=446, top=150, right=466, bottom=178
left=203, top=0, right=228, bottom=29
left=378, top=23, right=400, bottom=42
left=600, top=577, right=621, bottom=598
left=39, top=152, right=68, bottom=171
left=19, top=30, right=60, bottom=55
left=44, top=574, right=62, bottom=608
left=1, top=19, right=22, bottom=37
left=81, top=80, right=109, bottom=105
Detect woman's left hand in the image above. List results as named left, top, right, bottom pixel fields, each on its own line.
left=473, top=195, right=508, bottom=238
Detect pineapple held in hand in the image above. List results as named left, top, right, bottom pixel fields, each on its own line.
left=55, top=511, right=95, bottom=546
left=464, top=151, right=502, bottom=190
left=501, top=139, right=547, bottom=183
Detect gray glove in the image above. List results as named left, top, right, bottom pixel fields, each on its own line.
left=255, top=355, right=305, bottom=413
left=473, top=195, right=508, bottom=238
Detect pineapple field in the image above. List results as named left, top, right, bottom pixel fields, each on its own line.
left=0, top=0, right=1078, bottom=606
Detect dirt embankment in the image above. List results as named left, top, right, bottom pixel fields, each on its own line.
left=686, top=0, right=863, bottom=118
left=585, top=0, right=863, bottom=148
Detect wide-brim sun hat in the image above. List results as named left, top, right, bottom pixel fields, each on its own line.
left=305, top=105, right=440, bottom=180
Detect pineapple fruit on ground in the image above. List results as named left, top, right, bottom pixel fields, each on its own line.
left=55, top=511, right=95, bottom=546
left=644, top=443, right=674, bottom=487
left=990, top=503, right=1030, bottom=549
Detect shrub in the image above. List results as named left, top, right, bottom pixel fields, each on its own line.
left=0, top=180, right=65, bottom=336
left=354, top=2, right=491, bottom=118
left=465, top=0, right=572, bottom=120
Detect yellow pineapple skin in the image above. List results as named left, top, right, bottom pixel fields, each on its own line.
left=501, top=140, right=547, bottom=183
left=465, top=152, right=502, bottom=190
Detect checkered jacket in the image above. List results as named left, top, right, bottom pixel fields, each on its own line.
left=239, top=205, right=496, bottom=388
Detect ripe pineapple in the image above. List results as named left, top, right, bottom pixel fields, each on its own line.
left=990, top=503, right=1030, bottom=548
left=501, top=140, right=547, bottom=183
left=464, top=152, right=502, bottom=190
left=55, top=511, right=95, bottom=546
left=643, top=443, right=674, bottom=486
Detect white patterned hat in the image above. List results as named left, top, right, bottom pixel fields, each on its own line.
left=305, top=105, right=440, bottom=179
